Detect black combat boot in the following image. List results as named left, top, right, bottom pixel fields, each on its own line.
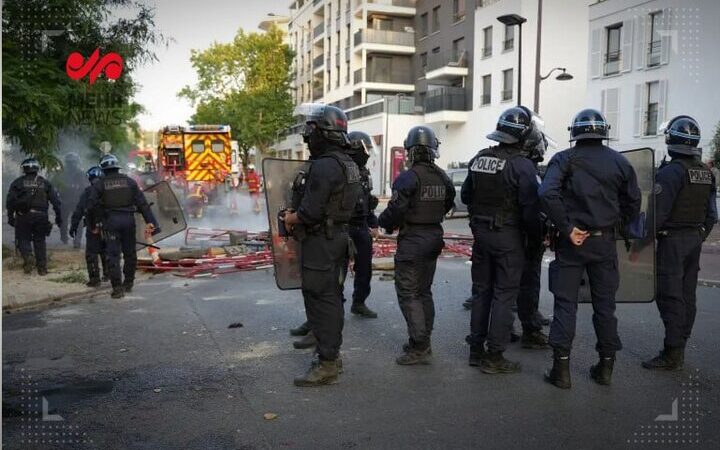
left=290, top=321, right=311, bottom=336
left=521, top=330, right=549, bottom=349
left=402, top=341, right=433, bottom=355
left=462, top=297, right=473, bottom=310
left=468, top=344, right=486, bottom=367
left=642, top=346, right=684, bottom=371
left=22, top=256, right=34, bottom=274
left=544, top=352, right=571, bottom=389
left=293, top=331, right=317, bottom=349
left=294, top=359, right=340, bottom=387
left=350, top=302, right=378, bottom=318
left=86, top=258, right=101, bottom=287
left=37, top=266, right=48, bottom=276
left=111, top=285, right=124, bottom=299
left=86, top=278, right=101, bottom=288
left=480, top=351, right=521, bottom=374
left=123, top=280, right=134, bottom=293
left=590, top=356, right=615, bottom=386
left=396, top=347, right=431, bottom=365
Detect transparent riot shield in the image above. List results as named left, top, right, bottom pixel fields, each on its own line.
left=579, top=147, right=655, bottom=303
left=135, top=181, right=187, bottom=249
left=263, top=158, right=311, bottom=290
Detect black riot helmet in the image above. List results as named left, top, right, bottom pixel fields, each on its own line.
left=522, top=127, right=548, bottom=163
left=87, top=166, right=103, bottom=182
left=347, top=131, right=373, bottom=167
left=21, top=158, right=40, bottom=174
left=664, top=115, right=701, bottom=157
left=404, top=126, right=439, bottom=163
left=568, top=108, right=610, bottom=141
left=487, top=106, right=534, bottom=145
left=99, top=154, right=120, bottom=172
left=297, top=103, right=350, bottom=154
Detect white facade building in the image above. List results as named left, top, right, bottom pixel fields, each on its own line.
left=586, top=0, right=720, bottom=162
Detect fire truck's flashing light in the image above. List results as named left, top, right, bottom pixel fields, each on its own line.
left=187, top=124, right=230, bottom=132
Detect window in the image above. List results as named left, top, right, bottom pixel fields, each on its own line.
left=420, top=52, right=428, bottom=70
left=503, top=24, right=514, bottom=51
left=191, top=141, right=205, bottom=153
left=645, top=81, right=659, bottom=135
left=605, top=24, right=622, bottom=75
left=452, top=37, right=465, bottom=61
left=648, top=12, right=662, bottom=66
left=481, top=74, right=491, bottom=105
left=502, top=69, right=513, bottom=101
left=432, top=6, right=440, bottom=33
left=374, top=17, right=392, bottom=31
left=483, top=26, right=493, bottom=57
left=453, top=0, right=465, bottom=22
left=211, top=140, right=224, bottom=153
left=420, top=13, right=428, bottom=37
left=432, top=46, right=440, bottom=55
left=371, top=56, right=392, bottom=83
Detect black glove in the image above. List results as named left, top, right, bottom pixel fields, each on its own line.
left=8, top=216, right=15, bottom=227
left=69, top=227, right=77, bottom=238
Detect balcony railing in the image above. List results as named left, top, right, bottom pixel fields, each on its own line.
left=647, top=40, right=661, bottom=67
left=426, top=50, right=468, bottom=72
left=453, top=13, right=465, bottom=23
left=354, top=29, right=415, bottom=47
left=313, top=22, right=324, bottom=39
left=503, top=38, right=514, bottom=51
left=501, top=89, right=513, bottom=101
left=313, top=54, right=324, bottom=69
left=364, top=68, right=413, bottom=84
left=480, top=93, right=491, bottom=106
left=354, top=68, right=363, bottom=84
left=482, top=46, right=492, bottom=58
left=345, top=96, right=415, bottom=121
left=604, top=50, right=621, bottom=75
left=424, top=87, right=467, bottom=113
left=312, top=86, right=323, bottom=99
left=365, top=0, right=417, bottom=7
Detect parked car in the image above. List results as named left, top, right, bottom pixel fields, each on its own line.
left=445, top=168, right=468, bottom=218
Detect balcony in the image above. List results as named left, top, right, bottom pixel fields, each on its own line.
left=424, top=87, right=468, bottom=124
left=353, top=67, right=414, bottom=93
left=313, top=54, right=324, bottom=71
left=424, top=50, right=469, bottom=80
left=354, top=68, right=363, bottom=85
left=353, top=29, right=415, bottom=54
left=356, top=0, right=417, bottom=18
left=345, top=96, right=415, bottom=121
left=313, top=22, right=324, bottom=40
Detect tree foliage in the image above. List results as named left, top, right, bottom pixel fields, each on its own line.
left=2, top=0, right=165, bottom=168
left=710, top=121, right=720, bottom=167
left=179, top=26, right=294, bottom=161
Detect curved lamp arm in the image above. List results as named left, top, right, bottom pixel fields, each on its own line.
left=540, top=67, right=568, bottom=81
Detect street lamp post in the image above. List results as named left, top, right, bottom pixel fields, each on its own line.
left=535, top=68, right=574, bottom=114
left=497, top=14, right=527, bottom=106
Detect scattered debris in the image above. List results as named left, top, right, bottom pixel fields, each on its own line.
left=228, top=322, right=244, bottom=329
left=118, top=348, right=128, bottom=353
left=263, top=413, right=278, bottom=421
left=153, top=388, right=162, bottom=393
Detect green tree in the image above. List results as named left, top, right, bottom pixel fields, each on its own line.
left=179, top=25, right=293, bottom=164
left=2, top=0, right=165, bottom=168
left=710, top=121, right=720, bottom=166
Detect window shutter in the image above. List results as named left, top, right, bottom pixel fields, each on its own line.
left=660, top=8, right=671, bottom=65
left=590, top=28, right=602, bottom=78
left=621, top=19, right=633, bottom=72
left=634, top=15, right=646, bottom=70
left=633, top=84, right=643, bottom=137
left=607, top=88, right=620, bottom=140
left=657, top=80, right=668, bottom=128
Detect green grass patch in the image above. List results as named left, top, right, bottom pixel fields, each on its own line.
left=49, top=271, right=87, bottom=284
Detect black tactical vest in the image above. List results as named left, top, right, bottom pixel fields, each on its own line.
left=469, top=146, right=522, bottom=225
left=101, top=173, right=134, bottom=209
left=667, top=158, right=713, bottom=226
left=19, top=175, right=49, bottom=211
left=320, top=151, right=361, bottom=224
left=350, top=167, right=373, bottom=224
left=404, top=162, right=448, bottom=225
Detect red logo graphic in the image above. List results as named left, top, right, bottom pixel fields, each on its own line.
left=65, top=48, right=123, bottom=85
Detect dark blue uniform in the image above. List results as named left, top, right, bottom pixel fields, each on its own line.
left=344, top=166, right=379, bottom=306
left=6, top=174, right=62, bottom=273
left=86, top=171, right=157, bottom=293
left=71, top=185, right=108, bottom=284
left=53, top=164, right=85, bottom=246
left=539, top=141, right=641, bottom=357
left=379, top=161, right=455, bottom=352
left=461, top=145, right=542, bottom=353
left=653, top=156, right=717, bottom=349
left=296, top=147, right=361, bottom=361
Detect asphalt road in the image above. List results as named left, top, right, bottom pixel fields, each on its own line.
left=3, top=230, right=720, bottom=449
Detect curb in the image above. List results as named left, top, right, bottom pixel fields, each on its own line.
left=3, top=286, right=113, bottom=313
left=698, top=278, right=720, bottom=288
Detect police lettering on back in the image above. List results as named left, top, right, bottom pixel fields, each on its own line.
left=471, top=156, right=507, bottom=174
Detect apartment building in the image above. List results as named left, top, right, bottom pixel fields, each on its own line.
left=586, top=0, right=720, bottom=161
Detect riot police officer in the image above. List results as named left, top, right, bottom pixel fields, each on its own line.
left=461, top=106, right=543, bottom=374
left=6, top=158, right=62, bottom=275
left=378, top=126, right=455, bottom=365
left=345, top=131, right=380, bottom=319
left=87, top=154, right=159, bottom=299
left=281, top=104, right=361, bottom=386
left=540, top=109, right=641, bottom=388
left=55, top=153, right=85, bottom=247
left=70, top=166, right=109, bottom=287
left=642, top=116, right=717, bottom=370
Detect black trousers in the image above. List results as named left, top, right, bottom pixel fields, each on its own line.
left=15, top=212, right=51, bottom=270
left=469, top=224, right=525, bottom=353
left=343, top=225, right=373, bottom=304
left=85, top=228, right=108, bottom=282
left=517, top=241, right=544, bottom=333
left=656, top=230, right=704, bottom=349
left=105, top=213, right=137, bottom=288
left=394, top=225, right=444, bottom=351
left=548, top=234, right=622, bottom=356
left=301, top=230, right=348, bottom=361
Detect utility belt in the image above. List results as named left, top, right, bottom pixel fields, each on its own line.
left=291, top=218, right=348, bottom=240
left=585, top=227, right=616, bottom=238
left=106, top=207, right=136, bottom=214
left=27, top=208, right=48, bottom=214
left=657, top=226, right=704, bottom=238
left=470, top=215, right=519, bottom=231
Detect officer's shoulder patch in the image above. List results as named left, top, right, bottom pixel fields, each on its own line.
left=688, top=169, right=712, bottom=185
left=654, top=183, right=663, bottom=195
left=471, top=156, right=506, bottom=174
